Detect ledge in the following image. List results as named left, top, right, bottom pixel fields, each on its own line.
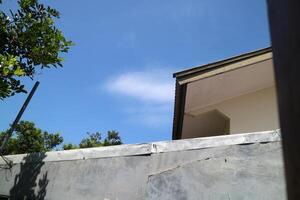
left=0, top=130, right=281, bottom=165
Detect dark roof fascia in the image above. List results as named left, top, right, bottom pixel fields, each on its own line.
left=173, top=47, right=272, bottom=82
left=172, top=82, right=187, bottom=140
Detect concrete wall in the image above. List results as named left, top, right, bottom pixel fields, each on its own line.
left=0, top=131, right=286, bottom=200
left=182, top=86, right=279, bottom=138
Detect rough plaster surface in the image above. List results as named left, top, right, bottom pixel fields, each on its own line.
left=0, top=131, right=286, bottom=200
left=147, top=143, right=285, bottom=200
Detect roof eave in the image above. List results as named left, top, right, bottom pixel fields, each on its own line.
left=173, top=47, right=272, bottom=81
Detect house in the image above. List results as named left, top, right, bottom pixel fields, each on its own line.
left=172, top=47, right=279, bottom=139
left=0, top=73, right=286, bottom=199
left=0, top=47, right=286, bottom=199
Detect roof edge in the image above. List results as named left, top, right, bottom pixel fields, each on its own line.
left=173, top=47, right=272, bottom=80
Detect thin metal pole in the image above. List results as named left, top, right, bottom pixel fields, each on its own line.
left=0, top=81, right=40, bottom=154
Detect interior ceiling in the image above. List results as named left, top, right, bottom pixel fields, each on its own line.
left=185, top=59, right=275, bottom=114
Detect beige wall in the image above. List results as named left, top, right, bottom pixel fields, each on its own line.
left=182, top=86, right=279, bottom=138
left=182, top=110, right=230, bottom=139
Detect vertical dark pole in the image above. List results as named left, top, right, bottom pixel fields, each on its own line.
left=267, top=0, right=300, bottom=199
left=0, top=81, right=40, bottom=154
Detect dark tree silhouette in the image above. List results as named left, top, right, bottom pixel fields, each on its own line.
left=10, top=153, right=48, bottom=199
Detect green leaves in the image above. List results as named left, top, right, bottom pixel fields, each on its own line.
left=62, top=143, right=78, bottom=150
left=0, top=121, right=64, bottom=155
left=44, top=131, right=63, bottom=151
left=0, top=54, right=26, bottom=99
left=0, top=121, right=123, bottom=154
left=63, top=131, right=123, bottom=150
left=14, top=66, right=25, bottom=76
left=0, top=0, right=73, bottom=99
left=104, top=131, right=122, bottom=146
left=0, top=54, right=24, bottom=76
left=19, top=0, right=37, bottom=9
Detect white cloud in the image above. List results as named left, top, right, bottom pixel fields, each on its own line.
left=106, top=69, right=175, bottom=103
left=104, top=69, right=176, bottom=127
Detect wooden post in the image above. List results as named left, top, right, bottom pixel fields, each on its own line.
left=267, top=0, right=300, bottom=199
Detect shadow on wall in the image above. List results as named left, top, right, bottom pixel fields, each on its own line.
left=9, top=153, right=48, bottom=200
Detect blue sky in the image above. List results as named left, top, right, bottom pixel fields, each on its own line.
left=0, top=0, right=270, bottom=145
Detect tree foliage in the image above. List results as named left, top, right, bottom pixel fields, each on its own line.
left=0, top=0, right=72, bottom=99
left=103, top=130, right=122, bottom=146
left=0, top=121, right=123, bottom=154
left=63, top=131, right=122, bottom=150
left=0, top=121, right=63, bottom=155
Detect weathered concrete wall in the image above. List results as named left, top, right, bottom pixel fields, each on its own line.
left=0, top=130, right=286, bottom=200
